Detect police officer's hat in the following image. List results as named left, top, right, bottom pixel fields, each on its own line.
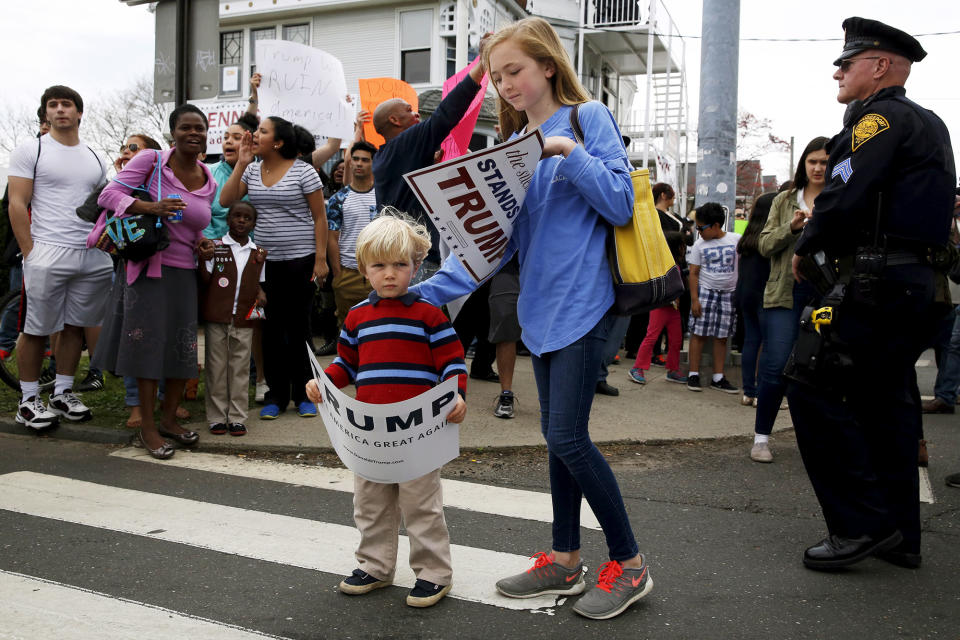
left=834, top=17, right=926, bottom=66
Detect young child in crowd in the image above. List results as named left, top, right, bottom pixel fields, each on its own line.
left=199, top=201, right=267, bottom=436
left=686, top=202, right=741, bottom=393
left=305, top=212, right=467, bottom=608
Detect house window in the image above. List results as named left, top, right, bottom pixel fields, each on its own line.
left=400, top=9, right=432, bottom=84
left=220, top=31, right=243, bottom=65
left=220, top=31, right=243, bottom=94
left=439, top=3, right=456, bottom=35
left=445, top=37, right=457, bottom=78
left=282, top=23, right=310, bottom=45
left=250, top=26, right=276, bottom=75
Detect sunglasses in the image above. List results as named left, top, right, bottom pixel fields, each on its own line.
left=119, top=142, right=140, bottom=153
left=696, top=224, right=713, bottom=232
left=838, top=56, right=882, bottom=72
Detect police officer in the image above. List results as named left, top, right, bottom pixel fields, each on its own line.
left=787, top=17, right=956, bottom=571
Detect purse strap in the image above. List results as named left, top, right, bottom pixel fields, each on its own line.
left=568, top=103, right=585, bottom=146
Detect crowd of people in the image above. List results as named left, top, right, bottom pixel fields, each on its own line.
left=2, top=13, right=958, bottom=622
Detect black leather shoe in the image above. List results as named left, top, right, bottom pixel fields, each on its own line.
left=874, top=548, right=922, bottom=569
left=595, top=381, right=619, bottom=396
left=158, top=428, right=199, bottom=446
left=315, top=340, right=337, bottom=356
left=803, top=530, right=903, bottom=570
left=469, top=370, right=500, bottom=383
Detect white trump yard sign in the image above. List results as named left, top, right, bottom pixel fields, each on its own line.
left=255, top=39, right=354, bottom=140
left=308, top=347, right=460, bottom=484
left=404, top=129, right=544, bottom=283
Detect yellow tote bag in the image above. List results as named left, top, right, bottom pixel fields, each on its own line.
left=569, top=106, right=685, bottom=315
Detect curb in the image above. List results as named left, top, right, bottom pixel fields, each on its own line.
left=0, top=418, right=134, bottom=445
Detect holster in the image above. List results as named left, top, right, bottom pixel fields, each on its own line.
left=783, top=303, right=854, bottom=392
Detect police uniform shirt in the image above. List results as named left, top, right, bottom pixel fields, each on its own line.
left=795, top=86, right=956, bottom=259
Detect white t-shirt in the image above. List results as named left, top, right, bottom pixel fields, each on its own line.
left=7, top=134, right=106, bottom=249
left=689, top=232, right=741, bottom=292
left=205, top=235, right=266, bottom=315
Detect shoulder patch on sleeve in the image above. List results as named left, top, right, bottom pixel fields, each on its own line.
left=831, top=157, right=853, bottom=183
left=852, top=113, right=890, bottom=152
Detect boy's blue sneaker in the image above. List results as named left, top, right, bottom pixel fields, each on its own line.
left=665, top=371, right=688, bottom=384
left=339, top=569, right=393, bottom=595
left=297, top=401, right=317, bottom=417
left=627, top=368, right=646, bottom=385
left=406, top=579, right=452, bottom=608
left=259, top=404, right=280, bottom=420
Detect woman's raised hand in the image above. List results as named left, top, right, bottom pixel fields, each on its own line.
left=789, top=208, right=807, bottom=231
left=238, top=131, right=255, bottom=165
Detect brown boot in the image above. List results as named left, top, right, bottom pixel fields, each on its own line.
left=918, top=439, right=929, bottom=467
left=922, top=397, right=954, bottom=414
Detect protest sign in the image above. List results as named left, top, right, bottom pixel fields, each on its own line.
left=190, top=99, right=250, bottom=155
left=358, top=78, right=419, bottom=148
left=440, top=57, right=488, bottom=161
left=404, top=130, right=544, bottom=283
left=308, top=346, right=460, bottom=484
left=255, top=39, right=353, bottom=140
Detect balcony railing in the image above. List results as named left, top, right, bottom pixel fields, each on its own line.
left=586, top=0, right=645, bottom=28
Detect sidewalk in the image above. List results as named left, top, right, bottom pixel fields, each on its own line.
left=0, top=350, right=784, bottom=453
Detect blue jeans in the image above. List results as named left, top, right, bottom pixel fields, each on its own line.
left=740, top=295, right=763, bottom=398
left=755, top=307, right=801, bottom=436
left=933, top=306, right=960, bottom=403
left=531, top=313, right=639, bottom=561
left=124, top=375, right=166, bottom=407
left=597, top=314, right=631, bottom=383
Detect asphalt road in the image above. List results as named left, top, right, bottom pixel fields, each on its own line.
left=0, top=420, right=958, bottom=639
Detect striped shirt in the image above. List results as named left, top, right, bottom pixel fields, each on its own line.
left=242, top=159, right=322, bottom=261
left=326, top=185, right=377, bottom=270
left=324, top=291, right=467, bottom=404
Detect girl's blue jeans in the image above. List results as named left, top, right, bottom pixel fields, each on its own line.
left=531, top=312, right=639, bottom=561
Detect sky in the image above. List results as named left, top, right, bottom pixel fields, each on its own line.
left=1, top=0, right=958, bottom=183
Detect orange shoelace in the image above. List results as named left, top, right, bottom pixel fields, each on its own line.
left=526, top=551, right=555, bottom=574
left=596, top=560, right=624, bottom=593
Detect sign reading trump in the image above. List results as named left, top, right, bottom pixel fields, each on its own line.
left=403, top=130, right=544, bottom=283
left=308, top=347, right=460, bottom=483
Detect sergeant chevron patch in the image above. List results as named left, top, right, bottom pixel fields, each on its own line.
left=852, top=113, right=890, bottom=151
left=831, top=157, right=853, bottom=183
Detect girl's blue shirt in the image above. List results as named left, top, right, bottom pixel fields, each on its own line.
left=412, top=101, right=633, bottom=356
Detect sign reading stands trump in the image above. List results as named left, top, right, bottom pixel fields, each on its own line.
left=403, top=130, right=544, bottom=283
left=308, top=346, right=460, bottom=484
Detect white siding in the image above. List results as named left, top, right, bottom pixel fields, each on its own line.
left=311, top=7, right=398, bottom=93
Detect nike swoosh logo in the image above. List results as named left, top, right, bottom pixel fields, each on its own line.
left=631, top=568, right=647, bottom=588
left=564, top=574, right=579, bottom=583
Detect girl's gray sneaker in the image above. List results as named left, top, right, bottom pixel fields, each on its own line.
left=496, top=551, right=586, bottom=598
left=572, top=557, right=653, bottom=620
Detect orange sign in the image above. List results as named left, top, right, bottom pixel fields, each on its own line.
left=358, top=77, right=420, bottom=148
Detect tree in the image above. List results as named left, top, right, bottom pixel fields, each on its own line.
left=736, top=110, right=789, bottom=212
left=0, top=77, right=167, bottom=171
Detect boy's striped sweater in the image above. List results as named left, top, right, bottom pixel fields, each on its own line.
left=324, top=291, right=467, bottom=404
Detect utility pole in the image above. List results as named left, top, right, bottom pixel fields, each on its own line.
left=694, top=0, right=740, bottom=228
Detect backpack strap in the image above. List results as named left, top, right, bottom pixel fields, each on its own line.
left=33, top=135, right=42, bottom=182
left=568, top=103, right=585, bottom=146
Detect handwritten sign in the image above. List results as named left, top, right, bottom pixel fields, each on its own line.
left=358, top=77, right=420, bottom=148
left=404, top=130, right=544, bottom=283
left=308, top=346, right=460, bottom=484
left=255, top=39, right=353, bottom=140
left=440, top=57, right=489, bottom=161
left=190, top=98, right=251, bottom=155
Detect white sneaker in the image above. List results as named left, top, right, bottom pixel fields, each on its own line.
left=255, top=381, right=268, bottom=403
left=16, top=395, right=59, bottom=430
left=750, top=442, right=773, bottom=463
left=48, top=390, right=93, bottom=422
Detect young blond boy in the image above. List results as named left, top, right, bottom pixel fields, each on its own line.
left=306, top=213, right=467, bottom=608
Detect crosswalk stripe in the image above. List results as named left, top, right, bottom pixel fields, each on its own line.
left=0, top=569, right=286, bottom=639
left=0, top=471, right=564, bottom=612
left=109, top=448, right=602, bottom=530
left=919, top=467, right=935, bottom=504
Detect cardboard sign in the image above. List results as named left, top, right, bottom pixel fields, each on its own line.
left=308, top=346, right=460, bottom=484
left=440, top=57, right=489, bottom=161
left=190, top=99, right=251, bottom=155
left=358, top=78, right=420, bottom=148
left=404, top=130, right=544, bottom=283
left=256, top=39, right=353, bottom=140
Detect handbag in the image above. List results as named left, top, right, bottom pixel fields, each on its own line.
left=569, top=104, right=685, bottom=315
left=94, top=151, right=170, bottom=262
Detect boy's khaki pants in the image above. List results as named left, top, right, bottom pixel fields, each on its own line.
left=204, top=322, right=254, bottom=425
left=353, top=469, right=453, bottom=585
left=333, top=267, right=373, bottom=326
